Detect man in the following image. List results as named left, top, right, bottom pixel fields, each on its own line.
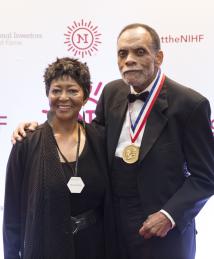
left=12, top=23, right=214, bottom=259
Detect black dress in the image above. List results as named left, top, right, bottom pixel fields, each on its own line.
left=3, top=122, right=117, bottom=259
left=61, top=139, right=106, bottom=259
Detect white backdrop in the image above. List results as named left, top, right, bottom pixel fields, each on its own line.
left=0, top=0, right=213, bottom=258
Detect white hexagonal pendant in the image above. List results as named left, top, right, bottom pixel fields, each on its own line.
left=67, top=177, right=85, bottom=193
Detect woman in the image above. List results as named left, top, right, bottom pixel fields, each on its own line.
left=3, top=57, right=116, bottom=259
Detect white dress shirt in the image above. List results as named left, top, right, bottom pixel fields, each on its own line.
left=115, top=76, right=175, bottom=228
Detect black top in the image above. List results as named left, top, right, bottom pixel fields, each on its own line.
left=61, top=139, right=105, bottom=215
left=61, top=138, right=106, bottom=259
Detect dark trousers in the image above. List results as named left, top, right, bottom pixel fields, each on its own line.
left=114, top=196, right=154, bottom=259
left=112, top=157, right=196, bottom=259
left=112, top=157, right=152, bottom=259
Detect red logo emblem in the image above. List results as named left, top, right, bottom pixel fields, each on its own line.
left=64, top=19, right=102, bottom=58
left=0, top=115, right=7, bottom=125
left=211, top=119, right=214, bottom=136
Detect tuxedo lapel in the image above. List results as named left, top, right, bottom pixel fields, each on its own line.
left=139, top=85, right=168, bottom=162
left=107, top=88, right=129, bottom=167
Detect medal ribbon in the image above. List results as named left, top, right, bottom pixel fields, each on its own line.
left=129, top=70, right=166, bottom=143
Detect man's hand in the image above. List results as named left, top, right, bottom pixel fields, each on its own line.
left=11, top=121, right=38, bottom=144
left=139, top=211, right=172, bottom=239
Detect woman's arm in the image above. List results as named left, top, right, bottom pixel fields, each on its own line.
left=3, top=142, right=25, bottom=259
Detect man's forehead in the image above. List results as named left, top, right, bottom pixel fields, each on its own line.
left=117, top=38, right=151, bottom=51
left=117, top=45, right=146, bottom=51
left=117, top=29, right=152, bottom=48
left=118, top=27, right=150, bottom=40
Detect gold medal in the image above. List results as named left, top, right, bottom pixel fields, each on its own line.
left=122, top=144, right=140, bottom=164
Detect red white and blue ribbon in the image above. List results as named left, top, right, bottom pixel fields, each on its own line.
left=129, top=70, right=166, bottom=143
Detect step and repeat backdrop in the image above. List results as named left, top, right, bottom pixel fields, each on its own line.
left=0, top=0, right=213, bottom=258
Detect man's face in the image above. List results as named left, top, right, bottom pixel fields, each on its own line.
left=117, top=27, right=163, bottom=92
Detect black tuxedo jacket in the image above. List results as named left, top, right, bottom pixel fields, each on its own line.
left=94, top=76, right=214, bottom=258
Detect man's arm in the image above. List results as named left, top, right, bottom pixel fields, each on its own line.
left=140, top=98, right=214, bottom=238
left=161, top=98, right=214, bottom=232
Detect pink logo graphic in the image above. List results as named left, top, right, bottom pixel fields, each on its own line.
left=42, top=82, right=103, bottom=123
left=161, top=34, right=204, bottom=44
left=64, top=19, right=102, bottom=58
left=211, top=119, right=214, bottom=136
left=0, top=115, right=7, bottom=125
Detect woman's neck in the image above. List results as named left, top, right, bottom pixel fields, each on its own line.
left=49, top=117, right=86, bottom=162
left=50, top=117, right=79, bottom=137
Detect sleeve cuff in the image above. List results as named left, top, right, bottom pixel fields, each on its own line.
left=160, top=209, right=176, bottom=228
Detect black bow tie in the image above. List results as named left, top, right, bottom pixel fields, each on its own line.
left=127, top=91, right=149, bottom=103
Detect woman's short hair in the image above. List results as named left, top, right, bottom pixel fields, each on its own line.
left=44, top=57, right=91, bottom=99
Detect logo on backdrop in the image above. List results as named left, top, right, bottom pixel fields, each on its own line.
left=64, top=19, right=102, bottom=58
left=211, top=119, right=214, bottom=135
left=0, top=32, right=43, bottom=47
left=161, top=34, right=204, bottom=44
left=0, top=115, right=7, bottom=125
left=42, top=82, right=103, bottom=123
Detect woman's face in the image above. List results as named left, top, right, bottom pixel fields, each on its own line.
left=48, top=76, right=86, bottom=121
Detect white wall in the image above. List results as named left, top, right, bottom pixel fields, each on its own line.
left=0, top=0, right=213, bottom=258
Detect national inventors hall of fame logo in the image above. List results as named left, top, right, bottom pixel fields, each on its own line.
left=64, top=19, right=101, bottom=58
